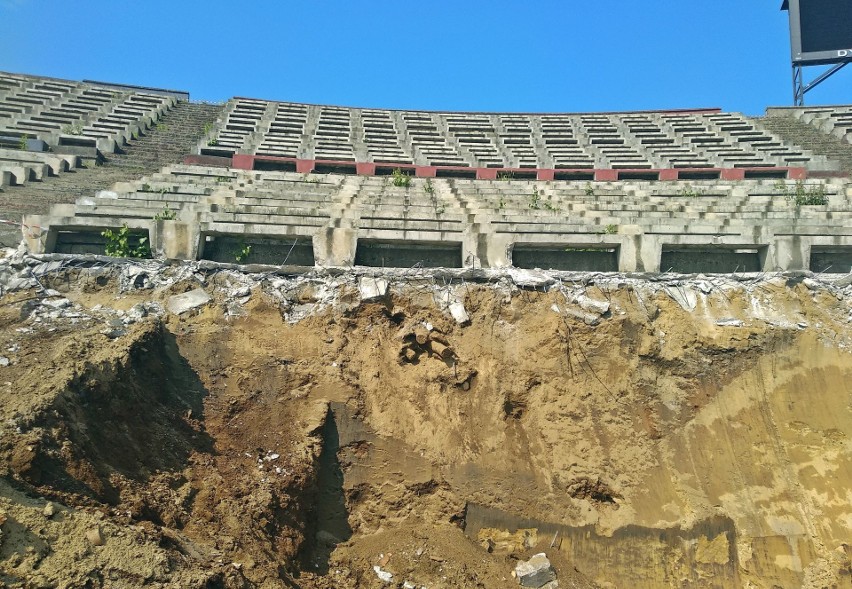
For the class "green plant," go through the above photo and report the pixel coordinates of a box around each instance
[529,188,541,210]
[497,171,514,181]
[776,180,828,205]
[62,122,84,136]
[678,184,705,198]
[424,178,434,195]
[17,134,29,151]
[391,168,412,188]
[543,199,560,212]
[207,137,219,146]
[157,123,168,132]
[141,183,151,192]
[131,130,139,141]
[101,224,150,258]
[604,224,618,234]
[216,176,230,183]
[584,182,595,197]
[498,197,506,210]
[234,244,252,263]
[153,206,176,221]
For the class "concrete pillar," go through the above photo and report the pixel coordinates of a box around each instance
[484,234,513,268]
[22,215,47,254]
[773,235,806,271]
[160,221,198,260]
[314,227,357,266]
[639,234,663,272]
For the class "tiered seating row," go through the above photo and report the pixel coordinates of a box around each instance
[768,105,852,144]
[197,99,839,174]
[0,71,177,155]
[23,165,852,273]
[0,147,83,189]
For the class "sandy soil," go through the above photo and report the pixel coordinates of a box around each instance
[0,259,851,588]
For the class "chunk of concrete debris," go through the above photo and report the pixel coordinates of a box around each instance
[663,286,697,312]
[575,294,610,316]
[167,288,212,315]
[86,526,105,547]
[373,565,393,583]
[508,268,556,289]
[43,502,56,518]
[448,301,470,325]
[43,298,72,310]
[715,318,744,327]
[125,303,148,324]
[515,553,557,588]
[359,277,389,301]
[565,307,601,326]
[0,357,8,367]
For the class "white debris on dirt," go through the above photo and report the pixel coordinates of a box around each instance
[2,253,852,346]
[167,289,212,315]
[359,276,389,301]
[373,564,393,583]
[514,553,557,588]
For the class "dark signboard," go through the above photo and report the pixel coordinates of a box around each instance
[784,0,852,65]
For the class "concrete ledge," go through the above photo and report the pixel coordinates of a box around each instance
[225,154,809,182]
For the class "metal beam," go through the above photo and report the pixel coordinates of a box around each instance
[793,62,849,106]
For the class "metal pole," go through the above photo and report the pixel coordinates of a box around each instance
[793,64,804,106]
[793,61,850,106]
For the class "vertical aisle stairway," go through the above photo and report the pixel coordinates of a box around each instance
[0,102,224,247]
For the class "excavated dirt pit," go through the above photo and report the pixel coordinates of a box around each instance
[0,253,851,588]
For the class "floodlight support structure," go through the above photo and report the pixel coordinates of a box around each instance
[793,61,849,106]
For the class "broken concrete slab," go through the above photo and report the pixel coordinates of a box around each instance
[575,293,610,316]
[515,552,557,588]
[664,285,698,312]
[358,277,389,301]
[448,301,470,325]
[507,268,556,289]
[167,288,212,315]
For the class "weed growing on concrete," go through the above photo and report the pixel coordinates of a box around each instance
[584,182,595,197]
[157,123,168,132]
[543,199,560,212]
[776,180,828,205]
[234,244,252,263]
[62,123,83,136]
[391,168,412,188]
[604,224,618,234]
[678,184,705,197]
[141,183,151,192]
[17,134,28,151]
[216,176,230,183]
[497,172,514,181]
[153,206,176,221]
[102,224,150,258]
[498,197,506,210]
[131,130,139,141]
[529,188,541,210]
[424,178,434,195]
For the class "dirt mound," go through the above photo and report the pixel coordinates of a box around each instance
[0,256,851,587]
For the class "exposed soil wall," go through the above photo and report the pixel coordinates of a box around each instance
[0,254,851,587]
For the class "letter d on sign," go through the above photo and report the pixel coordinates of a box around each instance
[839,50,849,57]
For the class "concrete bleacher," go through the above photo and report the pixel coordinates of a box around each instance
[197,99,841,179]
[766,105,852,145]
[23,164,852,273]
[0,147,83,189]
[0,71,177,157]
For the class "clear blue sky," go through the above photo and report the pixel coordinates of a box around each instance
[1,0,849,115]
